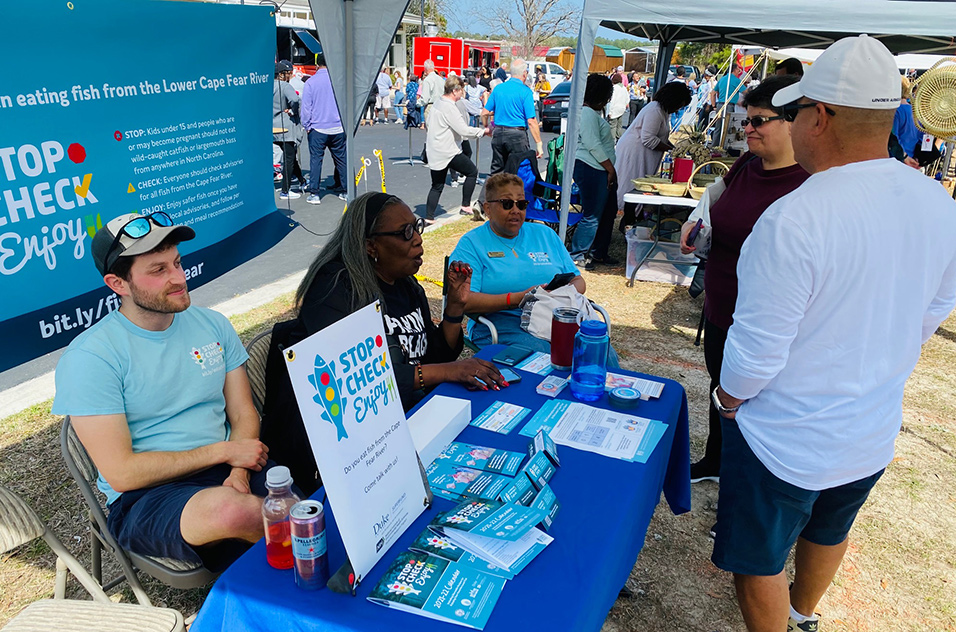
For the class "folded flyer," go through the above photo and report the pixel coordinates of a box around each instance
[425,460,512,502]
[436,442,525,476]
[432,523,553,575]
[409,526,514,579]
[498,472,537,506]
[520,451,556,490]
[531,484,561,532]
[470,401,531,434]
[430,498,546,542]
[368,550,506,629]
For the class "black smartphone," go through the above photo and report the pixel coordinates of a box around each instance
[545,272,576,291]
[492,345,534,366]
[498,367,522,384]
[687,219,704,243]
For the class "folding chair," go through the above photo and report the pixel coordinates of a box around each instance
[59,418,217,607]
[245,330,272,416]
[502,150,583,245]
[0,485,185,632]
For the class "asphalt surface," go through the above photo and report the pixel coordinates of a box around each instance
[0,116,559,392]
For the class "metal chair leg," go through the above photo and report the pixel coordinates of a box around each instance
[91,531,102,584]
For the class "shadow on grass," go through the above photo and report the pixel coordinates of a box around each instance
[933,325,956,345]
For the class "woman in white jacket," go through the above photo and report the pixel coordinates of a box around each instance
[424,76,490,223]
[606,73,629,141]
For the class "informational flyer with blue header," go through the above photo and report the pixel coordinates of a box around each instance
[426,460,513,502]
[436,442,525,476]
[498,473,537,506]
[531,484,561,531]
[368,551,506,629]
[409,527,514,579]
[520,451,557,490]
[470,401,531,434]
[431,523,554,575]
[431,499,547,542]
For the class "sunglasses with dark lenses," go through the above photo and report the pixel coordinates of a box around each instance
[104,212,175,271]
[742,114,785,128]
[782,101,838,122]
[487,198,530,211]
[369,217,425,241]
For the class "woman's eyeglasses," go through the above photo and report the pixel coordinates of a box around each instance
[369,217,425,241]
[782,101,837,122]
[104,212,174,270]
[487,199,530,211]
[742,115,785,129]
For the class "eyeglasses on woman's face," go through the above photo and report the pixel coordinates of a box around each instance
[742,114,785,129]
[369,217,425,241]
[486,199,529,211]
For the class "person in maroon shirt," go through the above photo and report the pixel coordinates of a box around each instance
[680,75,811,483]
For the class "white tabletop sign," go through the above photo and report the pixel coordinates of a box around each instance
[284,302,428,585]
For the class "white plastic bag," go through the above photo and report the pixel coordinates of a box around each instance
[520,285,598,342]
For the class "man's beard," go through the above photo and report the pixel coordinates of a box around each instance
[128,281,191,314]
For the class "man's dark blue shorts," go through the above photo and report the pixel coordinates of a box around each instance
[712,418,883,576]
[107,463,272,572]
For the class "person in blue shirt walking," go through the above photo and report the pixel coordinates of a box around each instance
[480,59,543,173]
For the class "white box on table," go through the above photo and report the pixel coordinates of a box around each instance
[406,395,472,467]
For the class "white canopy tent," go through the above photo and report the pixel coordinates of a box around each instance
[308,0,412,202]
[767,48,949,71]
[560,0,956,239]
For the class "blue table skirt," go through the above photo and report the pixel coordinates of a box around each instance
[192,345,690,632]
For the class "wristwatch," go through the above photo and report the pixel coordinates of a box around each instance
[711,386,741,416]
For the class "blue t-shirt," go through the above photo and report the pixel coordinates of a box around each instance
[450,222,578,330]
[485,78,536,128]
[714,74,743,105]
[52,307,248,504]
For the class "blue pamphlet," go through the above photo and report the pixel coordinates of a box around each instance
[437,442,525,476]
[409,526,514,579]
[470,401,531,434]
[630,418,668,464]
[520,451,556,490]
[519,399,571,437]
[431,499,547,542]
[497,473,536,506]
[426,460,513,502]
[368,550,506,629]
[531,484,561,532]
[529,429,561,466]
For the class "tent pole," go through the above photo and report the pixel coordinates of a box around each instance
[345,0,356,203]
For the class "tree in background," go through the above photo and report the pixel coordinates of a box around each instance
[473,0,580,59]
[675,43,732,70]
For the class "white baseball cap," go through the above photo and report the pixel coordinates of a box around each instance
[772,35,900,110]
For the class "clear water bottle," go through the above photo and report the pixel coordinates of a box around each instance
[570,320,610,402]
[262,465,300,570]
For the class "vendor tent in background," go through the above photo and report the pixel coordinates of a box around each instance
[560,0,956,239]
[308,0,411,202]
[767,48,950,72]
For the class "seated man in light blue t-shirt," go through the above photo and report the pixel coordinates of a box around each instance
[450,172,619,367]
[52,212,272,570]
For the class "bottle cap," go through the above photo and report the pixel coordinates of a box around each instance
[609,387,641,408]
[579,320,607,337]
[266,465,292,488]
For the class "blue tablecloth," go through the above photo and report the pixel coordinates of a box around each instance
[192,346,690,632]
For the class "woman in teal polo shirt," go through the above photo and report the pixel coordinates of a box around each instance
[451,173,619,367]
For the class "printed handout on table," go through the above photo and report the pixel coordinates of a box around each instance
[515,352,554,375]
[470,401,531,434]
[436,442,525,476]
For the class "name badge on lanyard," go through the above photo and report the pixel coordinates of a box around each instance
[488,251,505,258]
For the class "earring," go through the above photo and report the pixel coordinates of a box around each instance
[374,256,379,263]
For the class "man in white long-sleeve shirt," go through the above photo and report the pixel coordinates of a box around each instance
[710,35,956,632]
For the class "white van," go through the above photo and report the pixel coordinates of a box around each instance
[531,61,568,91]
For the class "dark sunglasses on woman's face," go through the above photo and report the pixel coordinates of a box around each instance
[487,199,530,211]
[369,217,425,241]
[742,114,785,129]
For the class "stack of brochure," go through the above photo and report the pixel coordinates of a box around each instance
[425,442,526,502]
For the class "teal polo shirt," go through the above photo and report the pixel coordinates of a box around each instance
[485,78,536,128]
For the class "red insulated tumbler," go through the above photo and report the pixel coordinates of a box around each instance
[551,307,580,370]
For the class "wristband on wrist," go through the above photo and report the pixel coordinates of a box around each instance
[443,312,464,324]
[506,292,512,308]
[416,363,425,390]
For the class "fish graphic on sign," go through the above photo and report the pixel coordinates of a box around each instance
[307,354,349,441]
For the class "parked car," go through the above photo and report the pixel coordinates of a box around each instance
[540,80,570,132]
[533,62,568,92]
[669,64,702,82]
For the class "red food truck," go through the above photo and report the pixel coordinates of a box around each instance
[412,37,500,77]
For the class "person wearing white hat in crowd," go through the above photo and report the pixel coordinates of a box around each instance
[710,35,956,632]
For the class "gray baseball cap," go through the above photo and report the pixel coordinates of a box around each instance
[91,212,195,276]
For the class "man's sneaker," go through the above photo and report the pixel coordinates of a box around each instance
[306,193,322,205]
[337,193,348,201]
[450,179,460,188]
[690,459,719,483]
[459,207,473,216]
[456,175,466,184]
[279,190,300,200]
[788,614,820,631]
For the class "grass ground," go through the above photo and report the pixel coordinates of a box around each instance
[2,217,954,630]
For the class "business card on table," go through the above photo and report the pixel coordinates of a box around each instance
[536,375,568,398]
[515,351,554,375]
[470,401,531,435]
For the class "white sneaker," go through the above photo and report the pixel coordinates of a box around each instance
[279,190,300,200]
[307,193,322,205]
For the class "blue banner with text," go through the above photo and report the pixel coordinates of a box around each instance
[0,0,292,372]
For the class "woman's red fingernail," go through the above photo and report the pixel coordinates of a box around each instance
[502,381,509,387]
